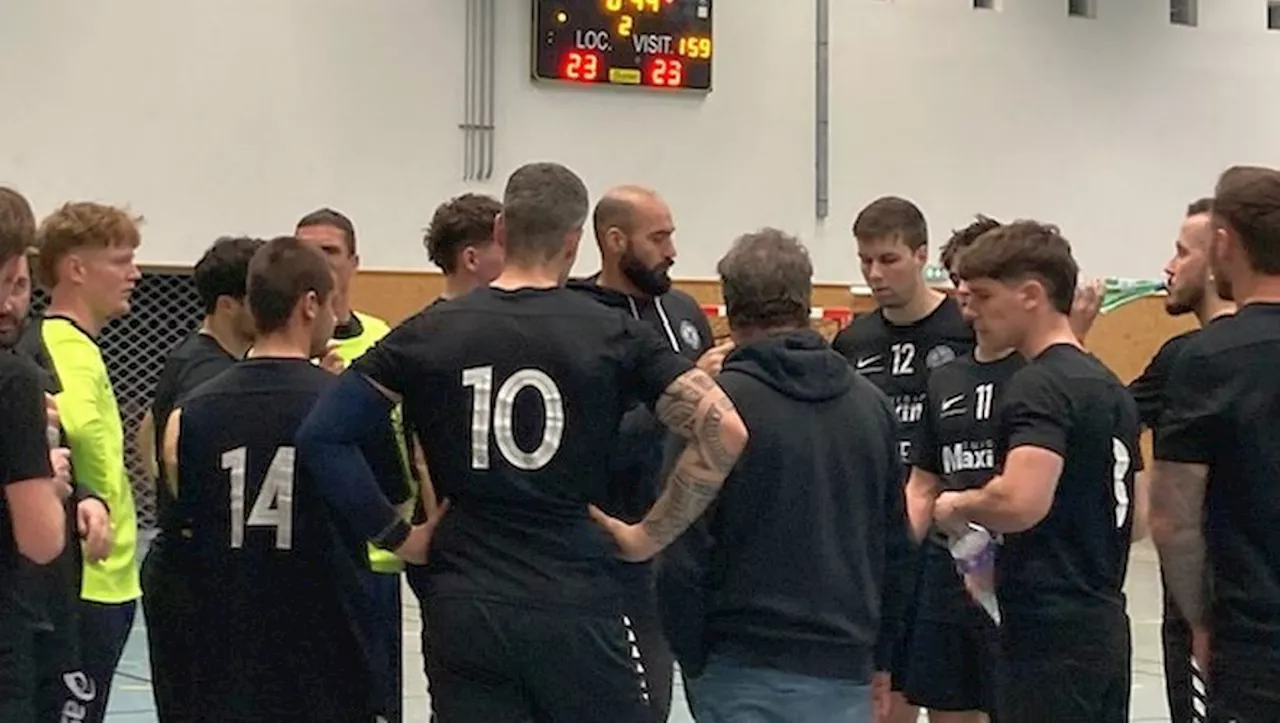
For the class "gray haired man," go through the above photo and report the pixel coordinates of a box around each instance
[662,228,912,723]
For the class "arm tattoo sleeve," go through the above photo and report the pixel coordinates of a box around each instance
[1150,460,1211,626]
[643,369,746,549]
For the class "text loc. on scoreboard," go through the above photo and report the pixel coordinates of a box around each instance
[532,0,713,92]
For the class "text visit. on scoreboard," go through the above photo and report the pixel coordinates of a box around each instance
[533,0,714,91]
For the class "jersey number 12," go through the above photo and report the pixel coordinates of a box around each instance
[463,366,566,471]
[221,446,295,550]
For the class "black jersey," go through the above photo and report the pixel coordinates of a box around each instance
[832,297,974,462]
[1128,329,1200,430]
[1155,303,1280,658]
[353,286,693,612]
[0,353,55,588]
[150,330,237,538]
[175,358,377,721]
[994,344,1140,656]
[910,351,1024,623]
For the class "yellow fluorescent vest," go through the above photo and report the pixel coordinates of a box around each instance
[43,318,142,604]
[331,311,416,575]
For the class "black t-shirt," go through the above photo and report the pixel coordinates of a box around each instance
[1128,328,1200,430]
[994,344,1140,655]
[832,297,974,462]
[151,330,237,537]
[1154,302,1280,655]
[353,286,693,611]
[175,358,376,719]
[910,351,1025,623]
[0,352,55,583]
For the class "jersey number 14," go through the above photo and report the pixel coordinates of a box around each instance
[221,446,294,550]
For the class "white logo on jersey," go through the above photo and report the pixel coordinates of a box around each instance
[940,394,966,417]
[679,319,701,350]
[942,441,996,475]
[893,393,925,425]
[926,344,958,370]
[855,355,884,373]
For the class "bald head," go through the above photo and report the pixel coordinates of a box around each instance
[591,185,677,296]
[592,185,661,244]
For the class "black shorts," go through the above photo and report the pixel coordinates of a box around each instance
[904,618,1000,713]
[888,560,924,692]
[424,596,651,723]
[0,607,37,723]
[141,544,199,719]
[1207,643,1280,722]
[998,619,1130,723]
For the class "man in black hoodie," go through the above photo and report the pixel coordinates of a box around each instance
[567,184,720,722]
[674,228,910,723]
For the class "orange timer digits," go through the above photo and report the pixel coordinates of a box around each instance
[533,0,713,91]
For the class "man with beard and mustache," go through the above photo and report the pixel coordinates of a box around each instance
[0,242,111,721]
[1152,166,1280,722]
[1127,198,1234,723]
[568,184,720,723]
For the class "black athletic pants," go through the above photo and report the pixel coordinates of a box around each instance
[142,544,199,722]
[1161,583,1204,723]
[423,597,652,723]
[623,582,674,723]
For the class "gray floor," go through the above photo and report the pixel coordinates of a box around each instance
[104,541,1173,722]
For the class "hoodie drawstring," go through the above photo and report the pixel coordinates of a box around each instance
[628,296,681,353]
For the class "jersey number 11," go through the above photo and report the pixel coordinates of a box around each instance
[221,446,295,550]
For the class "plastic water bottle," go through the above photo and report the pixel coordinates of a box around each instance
[948,523,1002,625]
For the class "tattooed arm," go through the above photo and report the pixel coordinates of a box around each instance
[1150,460,1210,627]
[590,368,748,562]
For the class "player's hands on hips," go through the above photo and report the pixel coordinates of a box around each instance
[871,671,892,722]
[932,491,969,538]
[49,447,74,501]
[77,498,112,562]
[696,340,735,377]
[396,498,451,566]
[587,505,659,562]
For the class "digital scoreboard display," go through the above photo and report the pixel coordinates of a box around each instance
[533,0,713,91]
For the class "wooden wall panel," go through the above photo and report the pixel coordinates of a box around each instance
[348,270,1194,385]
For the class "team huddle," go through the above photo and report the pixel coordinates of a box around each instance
[0,161,1277,723]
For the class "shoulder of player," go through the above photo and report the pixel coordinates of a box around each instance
[0,351,39,389]
[831,312,884,349]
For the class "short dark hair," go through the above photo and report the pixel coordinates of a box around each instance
[1186,197,1214,217]
[717,228,813,332]
[424,193,502,273]
[853,196,928,250]
[940,214,1002,273]
[0,187,36,265]
[1213,166,1280,275]
[953,220,1078,315]
[246,236,334,335]
[501,162,589,264]
[296,207,357,255]
[193,236,265,314]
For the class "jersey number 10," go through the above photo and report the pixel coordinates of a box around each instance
[463,366,566,471]
[221,446,295,550]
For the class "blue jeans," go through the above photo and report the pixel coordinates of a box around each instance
[689,655,873,723]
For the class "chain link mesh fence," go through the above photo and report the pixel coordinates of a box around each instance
[32,268,203,530]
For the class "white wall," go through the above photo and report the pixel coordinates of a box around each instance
[1,0,1278,282]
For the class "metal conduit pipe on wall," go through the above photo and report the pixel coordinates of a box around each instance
[461,0,496,182]
[815,0,829,220]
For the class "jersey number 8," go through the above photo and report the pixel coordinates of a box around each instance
[463,366,566,471]
[1110,437,1132,530]
[221,446,295,550]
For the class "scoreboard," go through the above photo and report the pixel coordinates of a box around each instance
[532,0,714,91]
